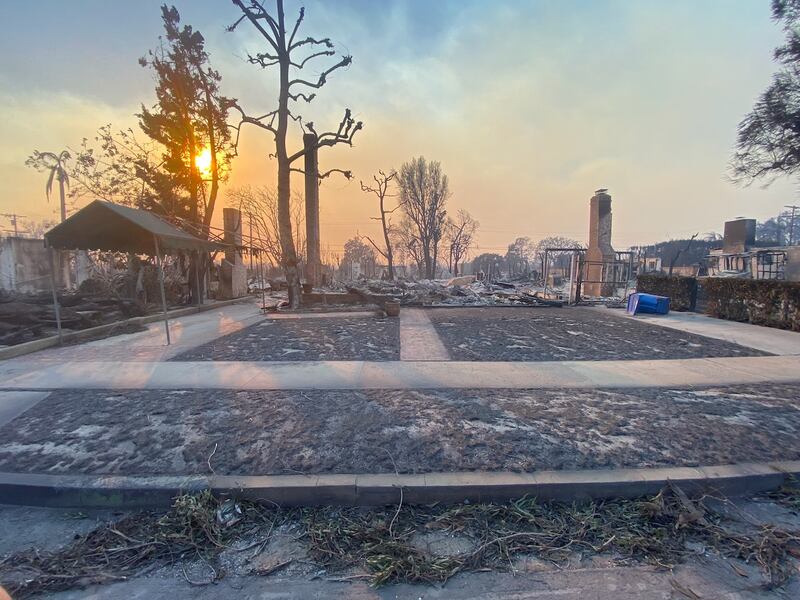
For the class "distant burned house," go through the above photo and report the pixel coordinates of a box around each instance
[706,218,800,281]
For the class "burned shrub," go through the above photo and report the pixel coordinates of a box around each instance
[702,278,800,331]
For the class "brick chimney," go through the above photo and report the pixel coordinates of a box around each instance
[584,189,615,297]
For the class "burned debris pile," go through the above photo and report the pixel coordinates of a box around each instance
[345,277,563,308]
[0,291,144,347]
[0,269,184,347]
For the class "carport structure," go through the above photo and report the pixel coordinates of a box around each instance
[44,200,228,345]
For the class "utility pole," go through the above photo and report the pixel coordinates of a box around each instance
[785,205,799,245]
[0,213,27,237]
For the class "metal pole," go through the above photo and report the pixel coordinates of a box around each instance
[543,250,549,298]
[259,251,266,309]
[194,250,202,306]
[153,235,171,345]
[48,247,63,345]
[248,213,254,273]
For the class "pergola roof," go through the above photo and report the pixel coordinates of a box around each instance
[44,200,226,254]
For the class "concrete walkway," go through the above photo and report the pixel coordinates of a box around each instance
[399,308,450,360]
[4,303,799,391]
[2,355,798,390]
[605,307,800,355]
[0,299,265,365]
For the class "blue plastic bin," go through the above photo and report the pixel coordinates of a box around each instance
[626,293,670,316]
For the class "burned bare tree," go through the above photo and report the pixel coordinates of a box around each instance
[534,236,584,278]
[505,236,536,277]
[668,233,699,276]
[227,185,305,268]
[445,209,478,276]
[228,0,363,307]
[395,216,425,277]
[342,236,377,280]
[361,170,399,280]
[397,157,449,279]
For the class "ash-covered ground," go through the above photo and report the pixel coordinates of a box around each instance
[428,307,768,361]
[1,383,797,476]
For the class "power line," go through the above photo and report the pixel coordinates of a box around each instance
[0,213,28,237]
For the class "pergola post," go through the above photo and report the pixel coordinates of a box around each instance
[258,251,266,309]
[48,247,63,345]
[194,249,203,306]
[153,235,171,345]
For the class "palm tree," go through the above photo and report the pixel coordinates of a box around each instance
[26,150,70,222]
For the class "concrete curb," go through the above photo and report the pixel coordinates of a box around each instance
[2,461,798,508]
[0,298,251,361]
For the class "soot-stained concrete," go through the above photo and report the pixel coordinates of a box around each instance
[170,315,400,362]
[0,384,797,476]
[428,307,768,361]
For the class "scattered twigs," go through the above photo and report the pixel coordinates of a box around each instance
[389,487,403,538]
[2,484,799,597]
[207,443,217,475]
[254,558,292,576]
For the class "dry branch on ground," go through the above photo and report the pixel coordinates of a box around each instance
[2,484,799,597]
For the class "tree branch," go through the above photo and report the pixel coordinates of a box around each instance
[319,168,352,180]
[363,235,389,260]
[288,55,352,89]
[287,6,305,47]
[247,52,279,68]
[225,14,247,32]
[289,35,333,52]
[288,91,316,103]
[230,0,279,53]
[229,100,278,150]
[288,111,364,163]
[291,50,336,69]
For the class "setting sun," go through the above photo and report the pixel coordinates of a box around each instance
[195,146,212,177]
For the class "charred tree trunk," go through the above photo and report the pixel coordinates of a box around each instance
[275,8,301,308]
[304,133,320,288]
[381,208,395,281]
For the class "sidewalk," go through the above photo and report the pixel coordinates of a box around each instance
[605,307,800,355]
[0,299,264,365]
[2,355,799,390]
